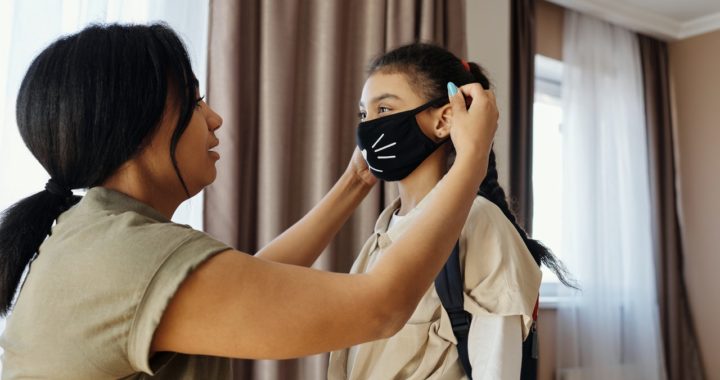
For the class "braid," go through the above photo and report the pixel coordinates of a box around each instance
[479,151,578,288]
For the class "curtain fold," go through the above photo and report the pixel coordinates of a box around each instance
[638,34,707,380]
[509,0,535,233]
[205,1,465,379]
[556,11,666,380]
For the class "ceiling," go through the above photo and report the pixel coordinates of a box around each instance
[622,0,720,22]
[546,0,720,40]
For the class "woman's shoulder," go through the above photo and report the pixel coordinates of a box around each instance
[44,192,229,279]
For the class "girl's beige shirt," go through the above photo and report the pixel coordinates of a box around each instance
[328,183,542,380]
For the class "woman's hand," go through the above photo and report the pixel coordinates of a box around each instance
[345,147,377,188]
[447,82,499,163]
[254,147,375,267]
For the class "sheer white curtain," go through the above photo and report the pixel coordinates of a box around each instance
[0,0,209,370]
[0,0,208,228]
[556,11,666,380]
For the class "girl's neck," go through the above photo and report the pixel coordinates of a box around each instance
[396,147,449,216]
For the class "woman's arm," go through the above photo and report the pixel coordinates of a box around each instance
[255,149,375,267]
[151,83,498,360]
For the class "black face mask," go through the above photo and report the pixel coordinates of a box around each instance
[356,97,449,181]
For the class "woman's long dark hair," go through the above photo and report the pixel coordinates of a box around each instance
[369,43,577,288]
[0,23,200,315]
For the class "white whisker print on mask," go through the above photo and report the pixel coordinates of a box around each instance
[362,132,399,170]
[374,142,396,152]
[372,133,385,149]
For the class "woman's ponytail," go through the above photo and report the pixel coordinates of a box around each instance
[0,187,80,315]
[0,23,202,315]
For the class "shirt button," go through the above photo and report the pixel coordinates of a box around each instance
[377,233,392,249]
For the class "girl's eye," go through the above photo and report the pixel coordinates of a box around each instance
[195,95,206,107]
[358,111,367,121]
[378,106,391,114]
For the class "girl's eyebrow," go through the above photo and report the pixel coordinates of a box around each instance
[359,93,401,108]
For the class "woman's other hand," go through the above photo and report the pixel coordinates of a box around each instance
[345,147,377,188]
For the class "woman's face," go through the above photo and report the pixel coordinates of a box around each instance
[358,71,450,141]
[147,88,223,197]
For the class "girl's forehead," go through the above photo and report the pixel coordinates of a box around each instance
[360,72,422,106]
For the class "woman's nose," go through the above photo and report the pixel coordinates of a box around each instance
[207,107,223,131]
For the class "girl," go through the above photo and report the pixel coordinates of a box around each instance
[328,43,574,380]
[0,25,498,378]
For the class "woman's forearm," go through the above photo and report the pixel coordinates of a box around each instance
[255,169,372,266]
[368,153,488,318]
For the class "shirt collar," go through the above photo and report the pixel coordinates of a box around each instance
[81,187,172,223]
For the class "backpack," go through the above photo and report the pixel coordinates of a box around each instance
[434,241,539,380]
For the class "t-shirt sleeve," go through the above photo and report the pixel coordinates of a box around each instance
[459,197,542,339]
[126,227,231,374]
[467,314,523,379]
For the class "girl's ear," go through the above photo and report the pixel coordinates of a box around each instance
[433,104,453,141]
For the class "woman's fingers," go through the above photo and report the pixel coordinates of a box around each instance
[447,82,468,115]
[457,84,497,119]
[447,82,498,160]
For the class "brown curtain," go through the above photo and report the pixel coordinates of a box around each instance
[638,34,706,380]
[204,1,466,379]
[509,0,536,233]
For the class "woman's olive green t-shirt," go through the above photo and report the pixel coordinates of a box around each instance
[0,187,233,379]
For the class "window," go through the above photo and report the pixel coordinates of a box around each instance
[532,55,564,303]
[0,1,208,230]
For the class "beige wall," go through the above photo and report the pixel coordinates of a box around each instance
[669,29,720,380]
[466,0,511,191]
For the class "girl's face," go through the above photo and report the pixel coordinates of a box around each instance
[146,89,223,197]
[358,71,451,142]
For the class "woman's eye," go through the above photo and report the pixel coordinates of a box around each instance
[358,111,367,120]
[195,95,206,107]
[378,106,391,114]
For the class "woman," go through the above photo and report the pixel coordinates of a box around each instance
[328,43,574,380]
[0,25,498,379]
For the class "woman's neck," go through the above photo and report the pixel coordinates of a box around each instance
[101,160,185,220]
[396,147,449,216]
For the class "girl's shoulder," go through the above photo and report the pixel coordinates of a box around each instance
[463,195,516,238]
[461,194,541,291]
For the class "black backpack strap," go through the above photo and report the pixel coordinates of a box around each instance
[436,241,541,380]
[435,241,473,379]
[520,321,538,380]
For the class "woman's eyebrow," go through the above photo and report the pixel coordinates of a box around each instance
[359,93,401,108]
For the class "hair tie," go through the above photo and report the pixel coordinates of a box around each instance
[461,59,471,72]
[45,179,73,199]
